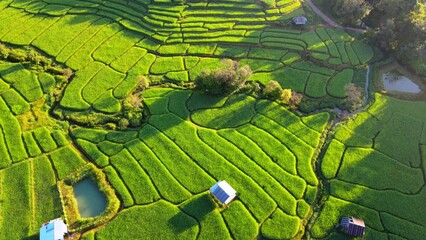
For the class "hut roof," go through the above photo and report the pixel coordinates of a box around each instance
[210,180,236,205]
[339,216,365,237]
[293,16,308,25]
[39,218,68,240]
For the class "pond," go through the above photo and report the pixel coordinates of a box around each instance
[73,178,107,218]
[382,71,421,93]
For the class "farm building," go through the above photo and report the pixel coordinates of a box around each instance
[337,216,365,237]
[209,180,236,205]
[39,218,68,240]
[293,16,308,25]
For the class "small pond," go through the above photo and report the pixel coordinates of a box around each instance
[73,178,107,218]
[382,71,421,93]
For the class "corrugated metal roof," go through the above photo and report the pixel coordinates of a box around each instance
[293,16,308,25]
[210,180,236,205]
[339,217,365,237]
[39,218,68,240]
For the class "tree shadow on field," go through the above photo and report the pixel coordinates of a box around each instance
[310,95,426,239]
[168,193,215,233]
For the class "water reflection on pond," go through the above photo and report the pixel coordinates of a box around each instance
[73,178,107,218]
[383,71,421,93]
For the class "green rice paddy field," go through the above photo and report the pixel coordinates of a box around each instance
[0,0,424,239]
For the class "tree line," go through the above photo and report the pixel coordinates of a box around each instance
[331,0,426,76]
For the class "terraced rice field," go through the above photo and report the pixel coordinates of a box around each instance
[0,0,372,114]
[312,94,426,239]
[0,0,424,239]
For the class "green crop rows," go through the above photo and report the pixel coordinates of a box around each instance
[0,0,373,114]
[0,0,423,240]
[72,88,330,239]
[312,94,426,239]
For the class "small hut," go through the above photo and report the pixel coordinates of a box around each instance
[292,16,308,25]
[209,180,236,205]
[39,218,68,240]
[337,216,365,238]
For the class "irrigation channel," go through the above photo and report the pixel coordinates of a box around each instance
[305,64,371,239]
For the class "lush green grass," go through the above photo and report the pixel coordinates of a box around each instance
[32,156,62,235]
[315,94,426,238]
[110,149,160,204]
[191,95,256,129]
[261,209,301,239]
[33,127,57,153]
[96,201,199,240]
[179,193,232,240]
[0,161,31,240]
[49,146,86,179]
[0,1,410,239]
[126,139,192,203]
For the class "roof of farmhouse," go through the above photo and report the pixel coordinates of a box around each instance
[293,16,308,25]
[338,216,366,238]
[39,218,68,240]
[210,180,236,205]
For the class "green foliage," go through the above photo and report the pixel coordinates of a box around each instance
[195,60,252,95]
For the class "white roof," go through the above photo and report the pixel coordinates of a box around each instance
[40,218,68,240]
[210,180,236,205]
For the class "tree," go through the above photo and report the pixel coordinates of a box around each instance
[345,83,363,110]
[332,0,372,25]
[195,60,252,95]
[262,80,284,100]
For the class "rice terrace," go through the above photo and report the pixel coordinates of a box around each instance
[0,0,425,239]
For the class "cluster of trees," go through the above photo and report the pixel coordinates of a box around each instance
[331,0,426,75]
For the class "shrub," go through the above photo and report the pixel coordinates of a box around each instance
[0,43,10,59]
[136,75,150,90]
[289,91,303,109]
[262,81,292,103]
[63,68,73,80]
[195,59,252,95]
[263,80,283,100]
[8,48,27,62]
[118,118,130,129]
[345,83,363,110]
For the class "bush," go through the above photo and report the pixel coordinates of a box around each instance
[345,83,363,110]
[63,68,73,80]
[263,81,283,100]
[8,48,27,62]
[0,43,10,59]
[118,118,130,129]
[262,81,292,103]
[195,59,252,95]
[289,91,303,109]
[137,75,150,90]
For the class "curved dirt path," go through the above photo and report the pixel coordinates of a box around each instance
[305,0,367,33]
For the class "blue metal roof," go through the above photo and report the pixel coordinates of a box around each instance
[210,180,236,205]
[39,219,67,240]
[40,222,54,240]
